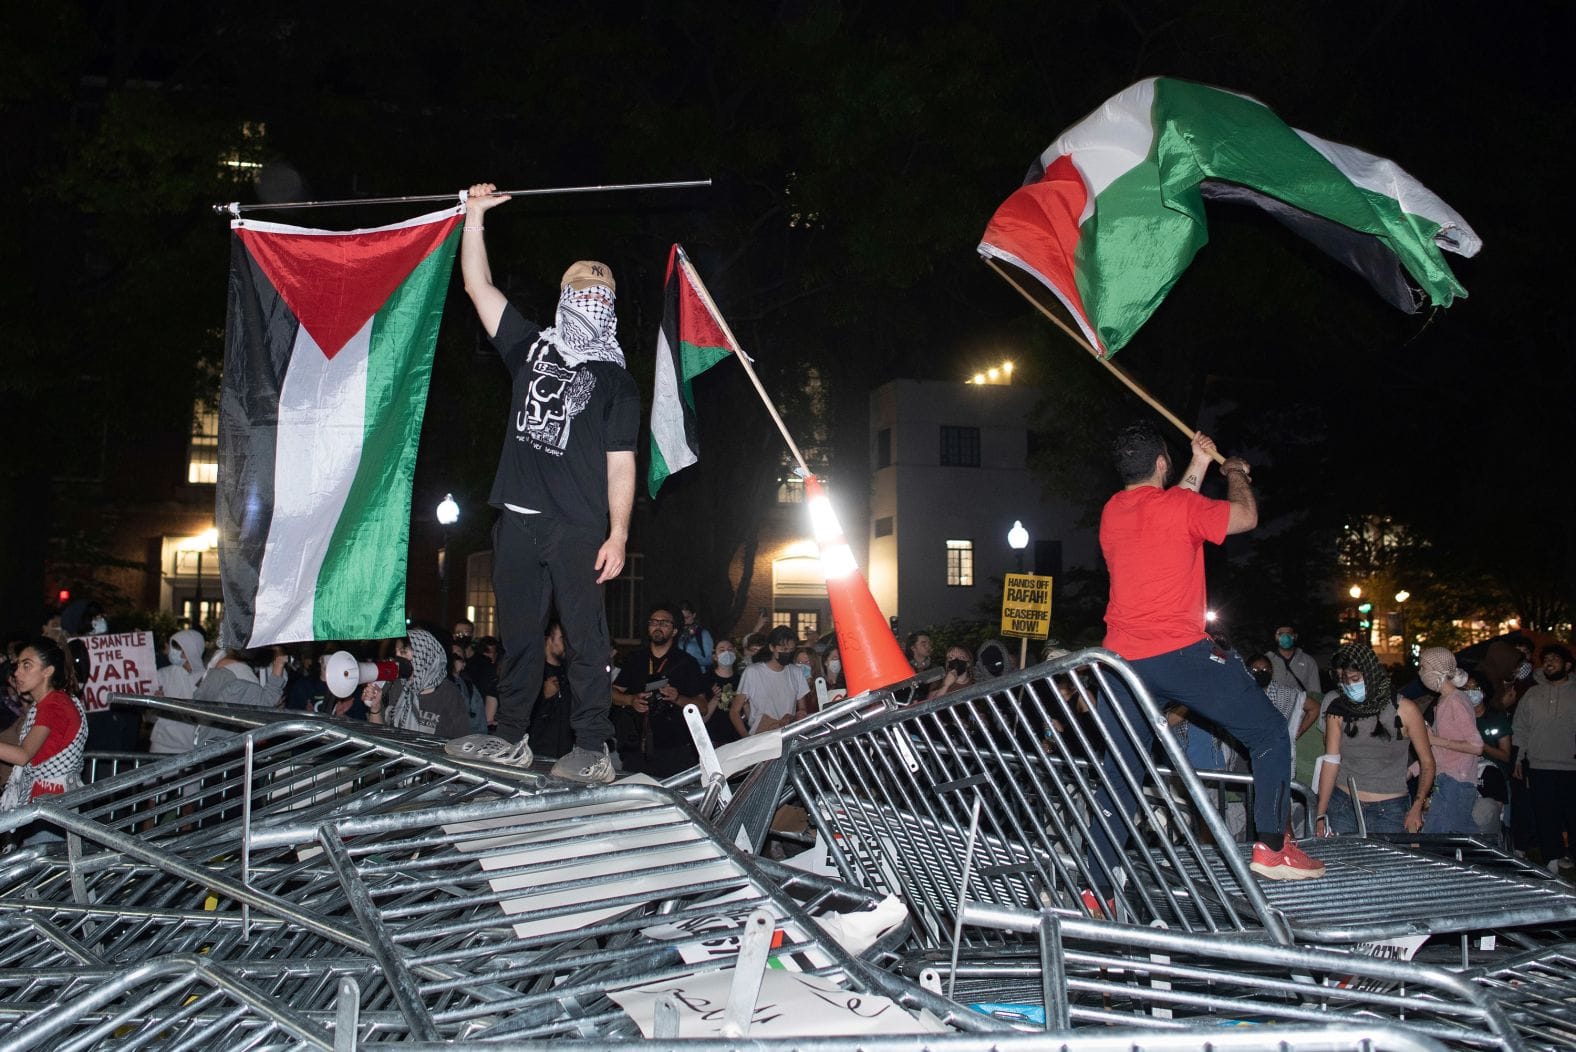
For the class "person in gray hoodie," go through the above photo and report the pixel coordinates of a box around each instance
[1511,645,1576,874]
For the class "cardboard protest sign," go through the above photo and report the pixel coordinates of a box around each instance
[70,631,158,713]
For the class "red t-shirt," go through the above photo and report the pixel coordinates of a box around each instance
[1100,486,1230,661]
[27,690,83,799]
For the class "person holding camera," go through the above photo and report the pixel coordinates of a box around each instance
[611,602,708,776]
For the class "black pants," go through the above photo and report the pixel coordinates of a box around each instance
[1527,765,1576,865]
[491,511,614,751]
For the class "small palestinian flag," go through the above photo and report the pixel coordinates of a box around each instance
[648,244,742,497]
[218,206,462,647]
[979,77,1481,357]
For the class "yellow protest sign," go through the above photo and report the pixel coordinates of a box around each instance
[1000,573,1052,639]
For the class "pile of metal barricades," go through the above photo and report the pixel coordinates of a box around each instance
[1,648,1572,1050]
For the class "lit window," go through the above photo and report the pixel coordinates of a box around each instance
[772,611,794,630]
[187,400,219,484]
[777,476,804,503]
[940,426,980,467]
[946,540,974,587]
[796,611,819,638]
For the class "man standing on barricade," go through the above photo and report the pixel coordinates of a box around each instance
[444,182,639,784]
[1095,421,1323,883]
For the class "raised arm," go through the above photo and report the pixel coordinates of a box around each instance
[1221,456,1258,535]
[1176,432,1216,493]
[596,451,636,584]
[460,183,511,338]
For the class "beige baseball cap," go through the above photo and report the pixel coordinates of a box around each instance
[561,260,616,292]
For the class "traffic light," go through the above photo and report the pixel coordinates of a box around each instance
[1357,602,1373,614]
[57,589,70,605]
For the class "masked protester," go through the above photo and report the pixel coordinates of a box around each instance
[1247,654,1314,782]
[450,182,639,785]
[1315,642,1435,837]
[730,627,809,737]
[928,645,976,699]
[1418,647,1483,834]
[1511,645,1576,875]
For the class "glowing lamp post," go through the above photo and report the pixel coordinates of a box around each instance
[1008,520,1029,573]
[436,493,459,621]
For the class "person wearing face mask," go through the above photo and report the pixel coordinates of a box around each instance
[823,646,847,696]
[1247,654,1315,782]
[927,645,976,700]
[731,627,809,737]
[1315,642,1435,837]
[1265,626,1322,704]
[150,629,207,757]
[1511,645,1576,875]
[1468,672,1513,843]
[456,183,639,786]
[701,639,742,746]
[1418,647,1484,834]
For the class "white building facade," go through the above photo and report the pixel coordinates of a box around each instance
[866,380,1094,636]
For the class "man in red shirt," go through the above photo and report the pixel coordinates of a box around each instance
[1096,422,1322,881]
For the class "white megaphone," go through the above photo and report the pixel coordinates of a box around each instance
[324,650,412,699]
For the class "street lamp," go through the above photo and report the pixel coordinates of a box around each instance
[1008,520,1029,572]
[1348,584,1362,599]
[1395,589,1411,663]
[436,494,459,621]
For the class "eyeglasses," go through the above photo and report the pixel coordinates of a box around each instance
[648,619,674,627]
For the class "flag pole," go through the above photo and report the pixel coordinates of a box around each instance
[677,251,811,477]
[214,178,711,216]
[984,259,1225,466]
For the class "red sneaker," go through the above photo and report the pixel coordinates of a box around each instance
[1250,840,1326,881]
[1079,888,1117,918]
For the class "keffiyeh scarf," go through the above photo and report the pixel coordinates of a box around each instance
[1,691,88,810]
[386,629,447,733]
[539,285,624,367]
[1326,642,1396,726]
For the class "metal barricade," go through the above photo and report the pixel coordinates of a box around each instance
[1168,836,1576,944]
[1468,943,1576,1050]
[920,900,1520,1049]
[759,648,1290,945]
[0,723,999,1045]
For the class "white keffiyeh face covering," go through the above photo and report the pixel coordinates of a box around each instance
[541,285,624,367]
[407,629,447,695]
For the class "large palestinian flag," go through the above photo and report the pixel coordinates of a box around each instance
[219,206,462,647]
[979,77,1481,357]
[648,244,740,497]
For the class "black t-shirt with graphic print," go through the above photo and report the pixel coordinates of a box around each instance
[487,303,640,528]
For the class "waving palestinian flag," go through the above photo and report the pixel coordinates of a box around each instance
[219,206,461,647]
[648,244,741,497]
[979,77,1481,357]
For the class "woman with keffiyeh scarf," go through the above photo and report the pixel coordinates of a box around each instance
[1314,642,1436,836]
[367,629,469,740]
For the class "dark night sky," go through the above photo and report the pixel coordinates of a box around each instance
[1,1,1571,636]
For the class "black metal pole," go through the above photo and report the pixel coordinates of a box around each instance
[214,178,711,216]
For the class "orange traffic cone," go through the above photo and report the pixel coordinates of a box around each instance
[803,474,913,696]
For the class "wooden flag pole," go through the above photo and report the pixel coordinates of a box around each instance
[984,259,1225,466]
[676,250,811,477]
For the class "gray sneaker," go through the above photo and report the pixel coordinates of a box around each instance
[445,734,533,768]
[549,745,615,784]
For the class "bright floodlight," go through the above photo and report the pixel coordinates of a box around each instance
[1205,609,1217,623]
[437,493,460,526]
[200,527,219,549]
[1008,520,1029,551]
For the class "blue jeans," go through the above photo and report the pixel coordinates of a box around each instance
[1327,789,1408,835]
[1424,775,1478,835]
[1091,641,1292,881]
